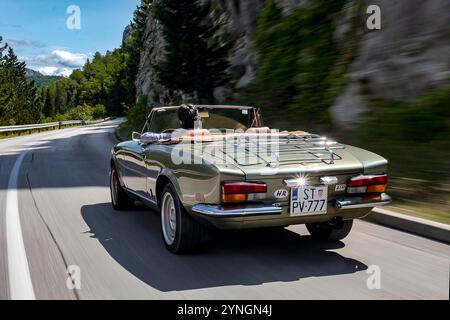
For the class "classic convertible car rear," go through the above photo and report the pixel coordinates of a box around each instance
[110,105,391,253]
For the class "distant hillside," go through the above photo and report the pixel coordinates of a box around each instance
[26,68,62,89]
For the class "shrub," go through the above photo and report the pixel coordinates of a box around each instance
[125,95,149,131]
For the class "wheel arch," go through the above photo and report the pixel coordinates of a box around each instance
[155,170,183,207]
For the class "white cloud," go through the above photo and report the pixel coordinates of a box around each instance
[37,66,73,77]
[23,49,91,77]
[36,50,89,68]
[37,66,58,75]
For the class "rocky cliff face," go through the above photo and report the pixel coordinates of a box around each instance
[135,0,308,105]
[134,0,449,129]
[330,0,450,129]
[134,7,169,105]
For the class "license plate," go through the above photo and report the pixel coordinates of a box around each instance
[290,185,328,216]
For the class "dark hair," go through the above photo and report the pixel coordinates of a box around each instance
[178,104,198,129]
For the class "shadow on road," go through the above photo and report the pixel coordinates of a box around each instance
[81,202,367,292]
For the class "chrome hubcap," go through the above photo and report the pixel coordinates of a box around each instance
[161,192,176,245]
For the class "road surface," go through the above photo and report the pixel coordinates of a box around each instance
[0,120,448,299]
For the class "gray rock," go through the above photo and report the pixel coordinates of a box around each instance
[122,24,133,45]
[135,0,306,104]
[331,0,450,128]
[132,0,449,130]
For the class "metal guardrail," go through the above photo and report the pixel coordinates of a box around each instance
[0,118,111,135]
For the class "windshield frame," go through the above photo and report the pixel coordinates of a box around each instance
[142,105,263,134]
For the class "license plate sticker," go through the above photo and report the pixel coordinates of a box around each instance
[290,185,328,216]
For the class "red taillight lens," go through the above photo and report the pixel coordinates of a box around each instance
[221,182,267,203]
[222,182,267,194]
[347,174,388,194]
[348,174,388,187]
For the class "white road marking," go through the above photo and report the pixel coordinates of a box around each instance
[6,152,36,300]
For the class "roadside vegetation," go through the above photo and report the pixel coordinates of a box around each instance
[0,37,41,125]
[247,1,449,223]
[347,90,450,224]
[1,1,152,128]
[246,0,359,132]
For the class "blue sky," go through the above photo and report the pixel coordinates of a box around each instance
[0,0,140,76]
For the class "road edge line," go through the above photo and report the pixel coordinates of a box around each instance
[369,207,450,244]
[6,152,36,300]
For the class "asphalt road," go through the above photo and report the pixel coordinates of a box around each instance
[0,120,448,299]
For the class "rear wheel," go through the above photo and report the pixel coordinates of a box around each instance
[160,184,204,254]
[110,166,134,210]
[306,219,353,241]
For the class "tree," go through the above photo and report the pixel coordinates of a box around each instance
[0,37,40,125]
[42,87,55,117]
[123,0,152,106]
[154,0,232,103]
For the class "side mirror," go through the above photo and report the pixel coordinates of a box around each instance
[132,132,141,142]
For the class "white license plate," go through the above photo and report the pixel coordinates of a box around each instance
[290,185,328,216]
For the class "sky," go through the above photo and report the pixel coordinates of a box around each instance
[0,0,140,76]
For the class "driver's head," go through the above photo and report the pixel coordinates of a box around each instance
[178,104,198,130]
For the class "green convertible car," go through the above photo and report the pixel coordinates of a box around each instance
[110,105,391,253]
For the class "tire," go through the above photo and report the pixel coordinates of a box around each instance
[306,219,353,241]
[110,165,134,210]
[160,183,204,254]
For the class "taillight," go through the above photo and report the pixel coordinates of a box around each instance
[347,174,388,194]
[221,182,267,203]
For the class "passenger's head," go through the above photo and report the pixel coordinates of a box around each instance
[178,104,198,130]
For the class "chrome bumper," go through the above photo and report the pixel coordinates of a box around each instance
[192,193,392,217]
[192,204,283,218]
[335,193,392,209]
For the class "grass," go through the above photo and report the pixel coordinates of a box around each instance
[385,202,450,225]
[346,89,450,225]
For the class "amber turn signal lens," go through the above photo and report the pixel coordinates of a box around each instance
[221,194,247,203]
[367,185,387,193]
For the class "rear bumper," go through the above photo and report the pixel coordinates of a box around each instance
[335,193,392,209]
[191,204,283,218]
[192,193,391,217]
[190,193,392,229]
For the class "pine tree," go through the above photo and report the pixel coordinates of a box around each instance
[154,0,232,103]
[0,38,40,125]
[42,87,55,117]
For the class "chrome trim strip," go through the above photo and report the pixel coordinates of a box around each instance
[335,193,392,210]
[283,179,304,187]
[125,188,158,206]
[320,176,338,185]
[192,204,283,218]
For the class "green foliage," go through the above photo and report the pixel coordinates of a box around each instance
[66,103,106,121]
[52,113,69,122]
[40,48,129,119]
[125,95,149,131]
[154,0,232,102]
[248,0,354,131]
[0,37,41,125]
[349,89,450,182]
